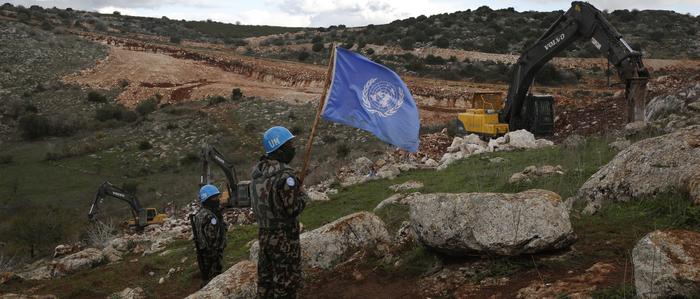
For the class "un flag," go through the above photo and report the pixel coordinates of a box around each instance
[321,47,420,152]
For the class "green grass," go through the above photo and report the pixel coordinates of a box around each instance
[302,137,617,233]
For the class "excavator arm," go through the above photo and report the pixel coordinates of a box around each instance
[501,1,649,131]
[200,145,250,208]
[88,181,147,228]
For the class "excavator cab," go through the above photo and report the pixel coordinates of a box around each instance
[522,95,554,136]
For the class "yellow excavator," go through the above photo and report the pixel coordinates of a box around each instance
[455,1,649,137]
[87,181,167,230]
[200,144,251,209]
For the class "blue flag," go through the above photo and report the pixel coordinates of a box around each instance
[321,47,420,152]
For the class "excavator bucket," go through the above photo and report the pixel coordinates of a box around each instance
[627,78,649,122]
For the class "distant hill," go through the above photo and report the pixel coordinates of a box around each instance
[303,6,699,59]
[1,3,697,59]
[0,3,303,44]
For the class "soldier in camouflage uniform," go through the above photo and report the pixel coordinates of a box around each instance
[191,184,227,286]
[251,126,307,299]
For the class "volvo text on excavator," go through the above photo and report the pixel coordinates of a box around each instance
[200,144,251,208]
[87,181,167,230]
[457,1,650,137]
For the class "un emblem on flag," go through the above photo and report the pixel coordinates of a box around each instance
[361,78,404,117]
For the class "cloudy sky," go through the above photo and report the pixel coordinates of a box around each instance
[7,0,700,27]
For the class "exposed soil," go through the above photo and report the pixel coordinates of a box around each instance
[62,46,321,107]
[62,31,699,133]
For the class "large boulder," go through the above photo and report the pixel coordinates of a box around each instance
[633,230,700,298]
[646,94,685,122]
[409,190,574,256]
[50,248,105,277]
[185,260,257,299]
[250,212,391,270]
[575,126,700,214]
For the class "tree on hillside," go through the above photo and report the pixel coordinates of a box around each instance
[7,205,67,258]
[312,42,324,52]
[399,37,416,50]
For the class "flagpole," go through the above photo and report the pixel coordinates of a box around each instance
[298,44,336,183]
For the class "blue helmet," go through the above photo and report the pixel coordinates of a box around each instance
[263,126,295,154]
[198,184,220,203]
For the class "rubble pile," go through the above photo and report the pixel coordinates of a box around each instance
[645,80,700,132]
[223,208,255,226]
[336,156,419,187]
[438,130,553,170]
[17,217,191,280]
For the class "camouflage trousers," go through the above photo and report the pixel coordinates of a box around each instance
[257,226,302,299]
[198,250,223,284]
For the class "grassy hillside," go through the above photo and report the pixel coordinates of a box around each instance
[3,135,698,297]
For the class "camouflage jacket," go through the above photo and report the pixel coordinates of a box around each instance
[192,207,227,253]
[250,159,307,229]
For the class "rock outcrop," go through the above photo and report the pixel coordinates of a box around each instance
[19,248,106,280]
[185,260,257,299]
[633,230,700,298]
[250,212,391,270]
[0,294,57,299]
[576,126,700,214]
[389,180,424,192]
[508,165,564,184]
[409,190,574,256]
[516,262,616,298]
[438,130,553,171]
[109,287,146,299]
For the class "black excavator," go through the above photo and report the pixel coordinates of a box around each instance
[88,181,167,229]
[458,1,650,136]
[200,144,251,208]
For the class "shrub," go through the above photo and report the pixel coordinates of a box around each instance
[18,114,78,139]
[94,21,107,31]
[298,51,310,61]
[434,37,450,48]
[365,48,375,55]
[180,152,199,164]
[86,91,108,103]
[244,122,257,133]
[231,88,243,101]
[649,31,664,42]
[136,98,158,116]
[311,35,322,43]
[321,135,337,144]
[336,143,350,158]
[95,104,136,122]
[138,140,152,150]
[425,54,446,65]
[290,126,303,135]
[121,181,139,195]
[169,35,181,44]
[40,21,53,31]
[207,95,227,106]
[312,42,324,52]
[0,155,13,165]
[399,37,416,50]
